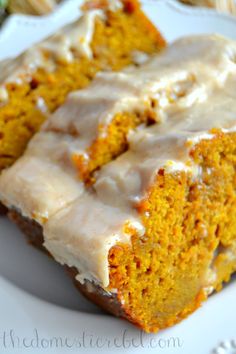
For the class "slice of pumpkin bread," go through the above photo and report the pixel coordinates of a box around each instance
[1,34,236,332]
[0,0,165,170]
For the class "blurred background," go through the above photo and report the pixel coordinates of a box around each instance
[0,0,236,23]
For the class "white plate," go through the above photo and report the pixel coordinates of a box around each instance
[0,1,236,353]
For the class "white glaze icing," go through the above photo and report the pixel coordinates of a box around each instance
[107,0,123,11]
[0,132,84,222]
[39,9,104,61]
[44,193,144,285]
[1,35,236,287]
[42,34,236,148]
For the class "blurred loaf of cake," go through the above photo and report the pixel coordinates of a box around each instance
[181,0,236,15]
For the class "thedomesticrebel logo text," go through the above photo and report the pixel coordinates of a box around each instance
[0,328,183,350]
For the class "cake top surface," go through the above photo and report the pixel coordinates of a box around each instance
[1,34,236,286]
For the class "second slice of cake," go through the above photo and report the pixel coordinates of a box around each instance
[0,0,165,170]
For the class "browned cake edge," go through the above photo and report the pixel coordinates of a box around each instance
[0,202,8,215]
[8,209,128,320]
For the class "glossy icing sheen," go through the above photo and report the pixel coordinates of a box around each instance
[1,35,236,287]
[0,9,103,102]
